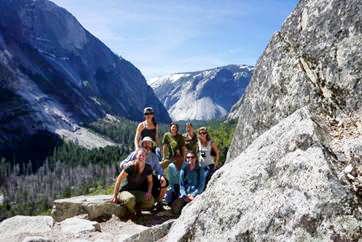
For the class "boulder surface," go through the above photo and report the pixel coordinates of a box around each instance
[51,195,127,222]
[164,1,362,240]
[164,108,362,241]
[0,216,54,241]
[227,0,362,161]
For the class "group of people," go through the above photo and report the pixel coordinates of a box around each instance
[111,107,220,216]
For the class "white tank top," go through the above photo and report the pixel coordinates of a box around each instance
[198,140,213,167]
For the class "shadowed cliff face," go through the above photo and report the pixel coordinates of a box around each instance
[164,0,362,241]
[227,0,362,161]
[0,0,171,157]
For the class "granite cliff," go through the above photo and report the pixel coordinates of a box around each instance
[227,0,361,161]
[165,0,362,241]
[149,65,253,121]
[0,0,171,159]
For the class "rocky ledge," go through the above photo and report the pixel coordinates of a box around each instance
[0,195,176,242]
[51,195,127,222]
[164,107,362,241]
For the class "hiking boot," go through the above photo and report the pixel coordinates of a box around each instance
[155,201,165,211]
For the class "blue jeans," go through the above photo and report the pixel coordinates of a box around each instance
[203,164,215,189]
[165,163,180,204]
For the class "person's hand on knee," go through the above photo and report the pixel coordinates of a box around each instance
[111,194,119,204]
[145,191,152,200]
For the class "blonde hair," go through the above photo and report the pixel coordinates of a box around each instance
[198,127,211,141]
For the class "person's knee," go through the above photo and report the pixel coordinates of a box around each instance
[118,192,136,211]
[143,196,155,209]
[160,176,168,188]
[168,162,176,171]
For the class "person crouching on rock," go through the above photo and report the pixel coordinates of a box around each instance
[112,148,154,214]
[119,136,168,210]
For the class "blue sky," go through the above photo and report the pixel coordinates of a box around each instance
[51,0,298,79]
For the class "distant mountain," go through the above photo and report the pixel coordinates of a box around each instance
[149,65,253,121]
[0,0,171,161]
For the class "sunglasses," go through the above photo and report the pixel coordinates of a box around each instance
[186,156,195,159]
[199,132,207,135]
[145,112,154,115]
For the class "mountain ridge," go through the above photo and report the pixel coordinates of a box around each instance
[0,0,171,160]
[149,64,253,121]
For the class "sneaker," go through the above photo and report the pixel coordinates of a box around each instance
[155,201,164,211]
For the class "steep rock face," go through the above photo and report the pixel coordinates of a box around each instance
[165,108,362,241]
[227,0,362,161]
[149,65,253,121]
[164,0,362,241]
[0,0,170,155]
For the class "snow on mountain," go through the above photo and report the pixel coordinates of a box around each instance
[150,64,253,121]
[148,73,191,89]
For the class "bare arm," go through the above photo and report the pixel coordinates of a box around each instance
[155,124,161,148]
[134,122,144,149]
[162,143,168,160]
[112,170,128,203]
[211,142,220,167]
[181,145,187,161]
[145,174,153,200]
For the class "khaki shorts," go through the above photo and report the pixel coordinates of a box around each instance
[117,190,155,213]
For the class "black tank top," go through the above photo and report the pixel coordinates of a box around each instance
[141,124,157,141]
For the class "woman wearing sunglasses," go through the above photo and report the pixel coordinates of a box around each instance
[198,126,220,188]
[165,151,205,214]
[134,107,161,159]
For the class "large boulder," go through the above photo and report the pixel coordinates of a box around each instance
[164,108,362,241]
[60,217,100,234]
[122,219,174,242]
[51,195,127,222]
[0,216,54,240]
[0,203,175,242]
[227,0,362,161]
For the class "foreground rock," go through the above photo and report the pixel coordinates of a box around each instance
[0,212,175,242]
[122,219,175,242]
[0,216,54,241]
[22,236,52,242]
[51,195,127,222]
[227,0,362,161]
[60,217,100,234]
[180,0,362,240]
[0,195,177,242]
[164,108,362,241]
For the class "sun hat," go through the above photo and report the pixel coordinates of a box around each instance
[141,136,155,145]
[144,107,154,115]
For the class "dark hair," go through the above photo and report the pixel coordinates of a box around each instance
[187,150,197,161]
[144,109,157,125]
[169,122,178,132]
[185,151,199,173]
[151,117,157,126]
